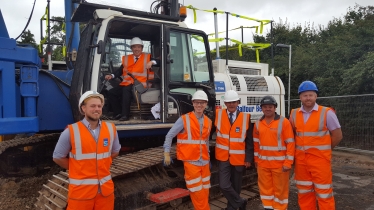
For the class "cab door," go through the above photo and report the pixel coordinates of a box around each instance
[162,25,216,122]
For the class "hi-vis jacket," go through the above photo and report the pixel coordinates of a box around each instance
[253,114,295,168]
[215,109,250,166]
[68,121,116,200]
[177,112,212,161]
[290,106,332,160]
[120,53,154,87]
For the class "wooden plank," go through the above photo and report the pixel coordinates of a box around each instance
[241,189,258,197]
[239,192,251,200]
[209,204,222,210]
[216,197,228,203]
[210,200,227,208]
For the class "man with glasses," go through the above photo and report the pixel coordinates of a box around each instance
[163,90,212,210]
[215,90,253,210]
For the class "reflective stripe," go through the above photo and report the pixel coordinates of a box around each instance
[203,184,211,189]
[188,184,202,192]
[314,183,332,189]
[286,155,294,160]
[216,143,229,151]
[277,116,284,149]
[298,189,314,194]
[296,130,330,137]
[229,150,245,154]
[263,206,274,209]
[230,137,244,142]
[69,152,96,160]
[284,138,294,143]
[296,145,331,151]
[185,176,202,185]
[290,108,298,126]
[255,121,259,131]
[316,193,333,199]
[258,155,285,161]
[202,175,210,182]
[216,132,229,139]
[260,146,286,151]
[69,174,111,186]
[319,107,327,131]
[217,109,222,131]
[254,152,258,156]
[99,174,112,185]
[177,139,206,145]
[253,138,259,142]
[260,195,274,200]
[96,152,111,160]
[69,178,98,185]
[274,197,288,204]
[241,113,248,140]
[295,180,313,186]
[185,114,192,140]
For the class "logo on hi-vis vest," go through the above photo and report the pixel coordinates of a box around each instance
[236,127,240,133]
[103,138,108,147]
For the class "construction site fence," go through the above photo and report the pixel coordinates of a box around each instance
[286,94,374,151]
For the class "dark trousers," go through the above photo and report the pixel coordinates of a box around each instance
[108,84,133,116]
[218,160,245,210]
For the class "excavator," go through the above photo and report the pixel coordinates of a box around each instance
[0,0,285,209]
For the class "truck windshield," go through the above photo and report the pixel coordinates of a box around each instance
[169,31,209,83]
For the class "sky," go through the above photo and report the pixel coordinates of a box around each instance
[1,0,373,46]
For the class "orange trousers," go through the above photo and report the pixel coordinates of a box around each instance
[183,161,210,210]
[257,166,290,210]
[295,154,335,210]
[67,192,114,210]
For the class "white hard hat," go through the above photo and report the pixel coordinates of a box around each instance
[78,90,105,114]
[192,90,208,101]
[224,90,240,102]
[130,37,143,46]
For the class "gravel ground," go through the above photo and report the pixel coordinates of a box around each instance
[0,151,373,210]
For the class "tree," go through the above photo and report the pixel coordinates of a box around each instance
[17,29,38,50]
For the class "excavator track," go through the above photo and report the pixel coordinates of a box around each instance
[34,143,259,210]
[0,133,60,175]
[0,133,59,155]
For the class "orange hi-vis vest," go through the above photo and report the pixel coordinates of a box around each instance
[290,106,332,161]
[120,53,154,87]
[253,115,295,168]
[68,121,116,200]
[215,109,250,166]
[177,112,212,161]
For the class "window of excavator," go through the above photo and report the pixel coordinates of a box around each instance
[169,31,210,83]
[101,38,152,73]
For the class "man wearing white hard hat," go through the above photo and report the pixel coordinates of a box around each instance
[215,90,253,210]
[53,91,121,210]
[163,90,212,210]
[105,37,159,121]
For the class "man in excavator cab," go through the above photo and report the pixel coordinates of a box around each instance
[104,37,159,121]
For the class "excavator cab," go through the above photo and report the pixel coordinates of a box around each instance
[69,4,216,137]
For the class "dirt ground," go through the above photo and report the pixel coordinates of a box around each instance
[246,151,374,210]
[0,151,373,210]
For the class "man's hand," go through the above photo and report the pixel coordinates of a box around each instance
[244,162,251,168]
[164,152,171,166]
[282,165,291,172]
[105,75,113,80]
[146,61,153,69]
[254,162,258,168]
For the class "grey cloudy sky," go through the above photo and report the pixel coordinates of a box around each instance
[1,0,372,45]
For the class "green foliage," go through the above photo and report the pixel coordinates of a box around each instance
[17,29,38,50]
